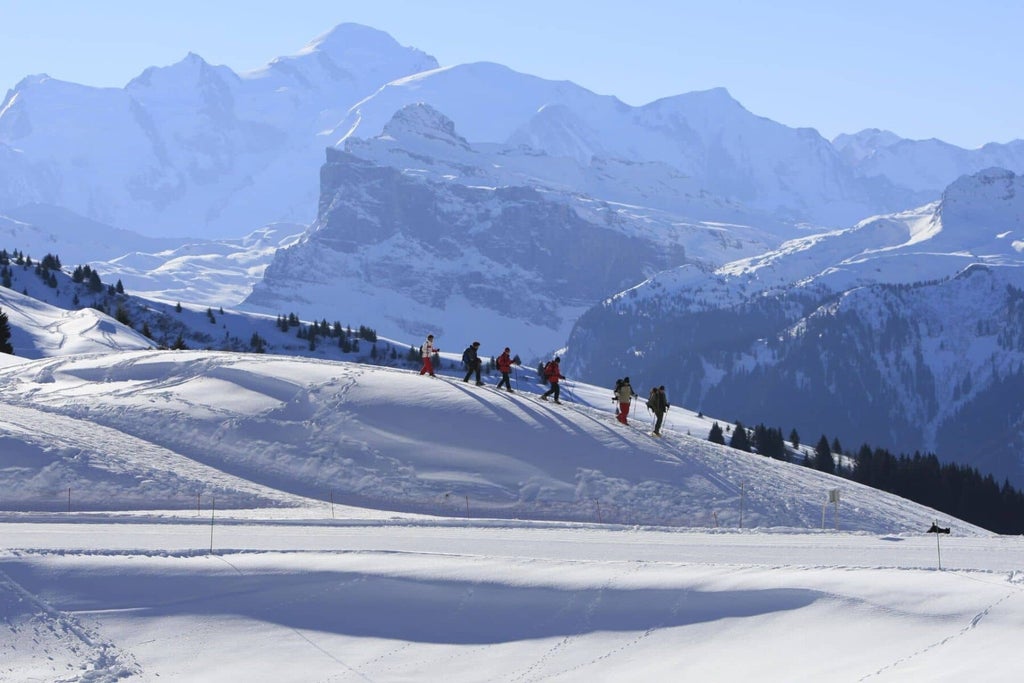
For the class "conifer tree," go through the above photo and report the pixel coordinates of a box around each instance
[708,421,725,445]
[87,270,103,292]
[115,304,132,327]
[729,421,751,452]
[815,435,835,474]
[0,309,14,354]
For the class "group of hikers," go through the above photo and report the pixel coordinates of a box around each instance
[418,334,669,434]
[418,335,524,392]
[614,377,670,436]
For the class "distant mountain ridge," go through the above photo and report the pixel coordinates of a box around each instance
[3,22,1023,244]
[835,128,1024,194]
[563,169,1024,486]
[0,24,437,237]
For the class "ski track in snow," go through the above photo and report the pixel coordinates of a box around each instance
[0,567,140,681]
[859,571,1024,680]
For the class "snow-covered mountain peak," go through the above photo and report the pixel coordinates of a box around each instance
[832,128,903,163]
[637,87,753,130]
[645,86,741,111]
[6,73,51,95]
[257,22,438,90]
[126,52,236,91]
[378,102,470,150]
[125,55,239,123]
[299,23,429,62]
[939,167,1023,234]
[334,61,618,146]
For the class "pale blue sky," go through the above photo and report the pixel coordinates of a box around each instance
[2,0,1020,149]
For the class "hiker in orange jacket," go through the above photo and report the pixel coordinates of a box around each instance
[540,357,565,404]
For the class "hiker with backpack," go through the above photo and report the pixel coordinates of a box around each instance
[647,385,670,436]
[615,376,637,425]
[419,334,439,376]
[462,341,484,385]
[540,357,564,403]
[495,347,520,392]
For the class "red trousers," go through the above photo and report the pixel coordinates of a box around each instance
[618,402,631,423]
[420,357,434,375]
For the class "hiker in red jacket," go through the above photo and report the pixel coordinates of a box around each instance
[495,347,520,392]
[419,334,438,376]
[540,357,565,404]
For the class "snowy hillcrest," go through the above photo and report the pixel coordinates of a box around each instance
[0,348,984,535]
[565,169,1024,486]
[0,24,437,238]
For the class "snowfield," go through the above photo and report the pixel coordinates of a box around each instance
[1,350,1022,681]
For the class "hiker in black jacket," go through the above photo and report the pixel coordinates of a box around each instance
[648,385,670,436]
[462,341,483,385]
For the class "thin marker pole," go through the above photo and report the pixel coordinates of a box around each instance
[209,497,215,555]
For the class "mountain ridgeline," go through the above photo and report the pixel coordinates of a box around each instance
[565,170,1024,486]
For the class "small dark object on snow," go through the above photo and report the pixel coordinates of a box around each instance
[927,522,950,534]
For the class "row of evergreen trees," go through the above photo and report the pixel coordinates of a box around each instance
[707,420,1024,534]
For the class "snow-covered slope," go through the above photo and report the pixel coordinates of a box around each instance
[0,348,983,535]
[0,286,153,358]
[565,169,1024,485]
[2,279,1021,682]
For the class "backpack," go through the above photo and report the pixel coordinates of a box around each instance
[462,346,472,366]
[544,361,557,380]
[646,388,657,410]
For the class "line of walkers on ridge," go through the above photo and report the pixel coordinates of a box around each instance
[418,335,524,392]
[419,334,668,430]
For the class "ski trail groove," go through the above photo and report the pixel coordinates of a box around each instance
[0,567,141,680]
[858,576,1022,681]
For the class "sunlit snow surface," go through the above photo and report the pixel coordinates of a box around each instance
[1,350,1022,681]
